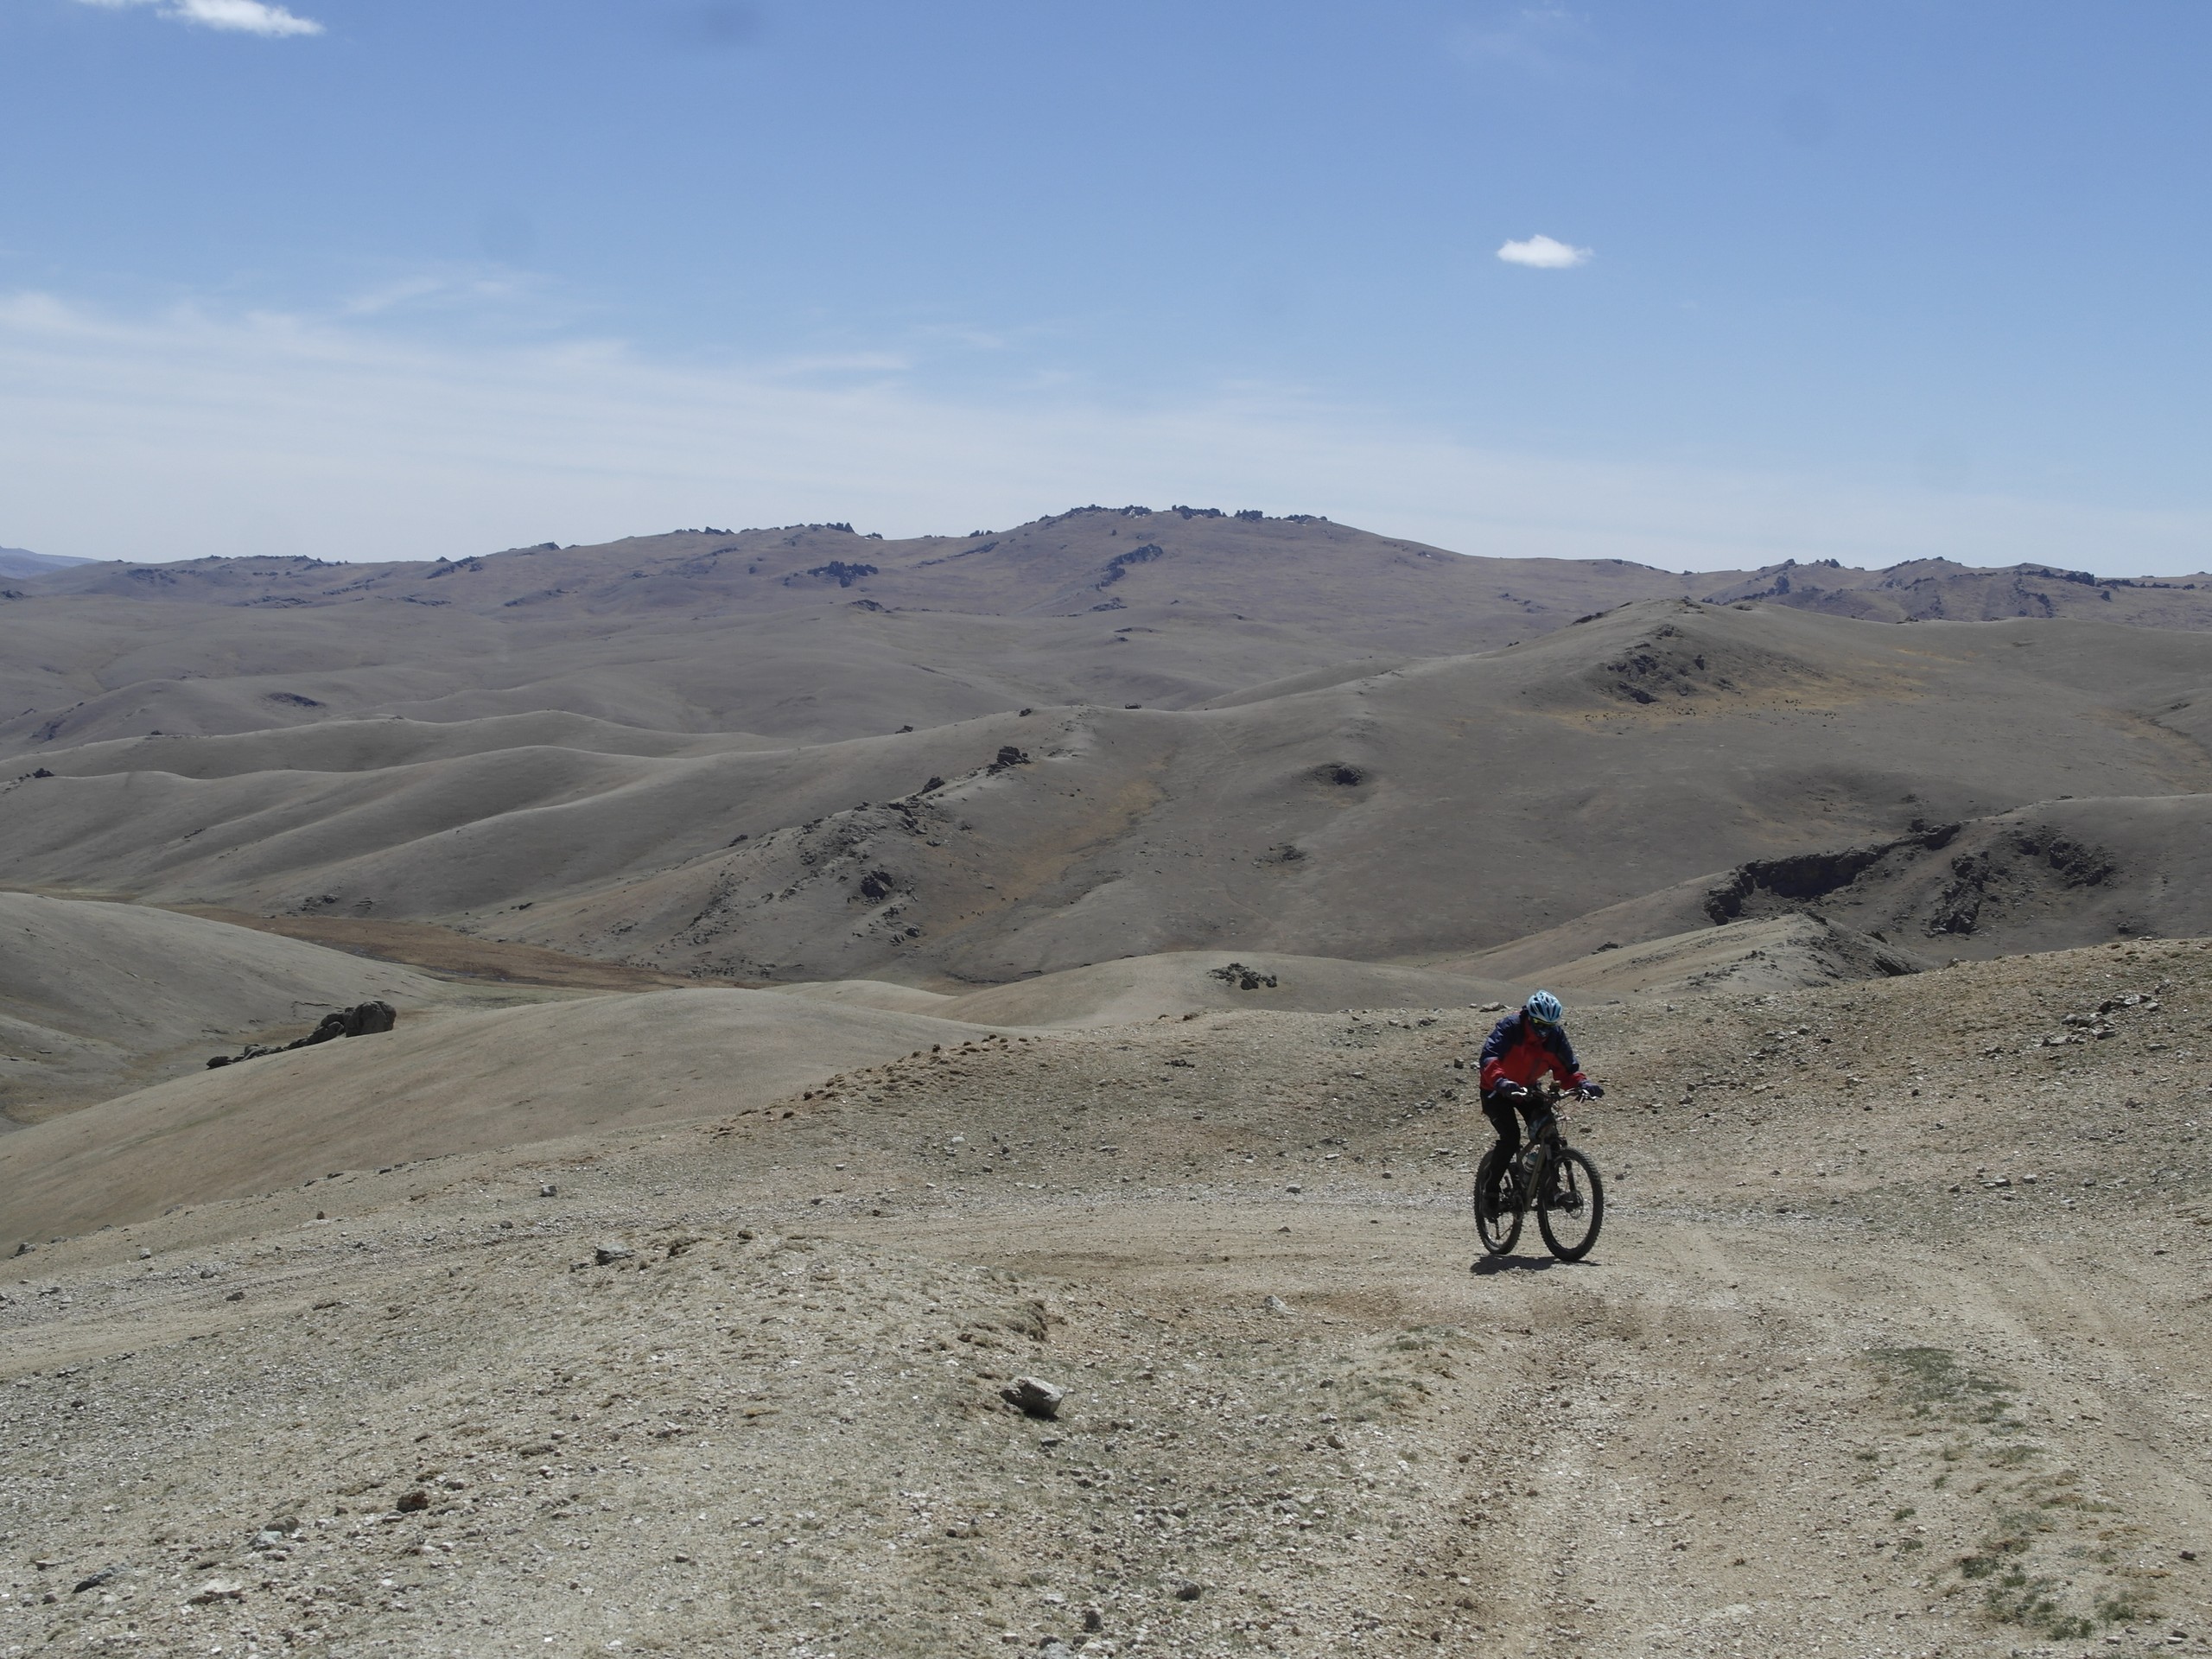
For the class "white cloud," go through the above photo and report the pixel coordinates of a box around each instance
[1497,234,1591,270]
[0,289,2204,576]
[73,0,323,37]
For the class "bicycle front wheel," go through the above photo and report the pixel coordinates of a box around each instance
[1474,1147,1523,1256]
[1537,1147,1605,1262]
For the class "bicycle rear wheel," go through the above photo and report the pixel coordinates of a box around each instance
[1536,1147,1604,1262]
[1474,1147,1523,1256]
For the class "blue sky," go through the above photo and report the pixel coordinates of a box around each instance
[3,1,2208,571]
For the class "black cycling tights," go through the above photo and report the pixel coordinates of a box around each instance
[1482,1091,1548,1158]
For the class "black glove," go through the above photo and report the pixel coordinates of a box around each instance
[1496,1082,1529,1100]
[1576,1083,1605,1099]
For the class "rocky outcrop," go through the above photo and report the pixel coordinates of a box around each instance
[1704,824,1962,924]
[1209,962,1280,990]
[207,1001,397,1069]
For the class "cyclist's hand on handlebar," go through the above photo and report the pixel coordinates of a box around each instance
[1573,1083,1605,1100]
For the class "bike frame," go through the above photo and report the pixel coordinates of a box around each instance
[1497,1091,1581,1217]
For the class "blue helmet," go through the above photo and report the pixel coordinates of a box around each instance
[1524,989,1564,1027]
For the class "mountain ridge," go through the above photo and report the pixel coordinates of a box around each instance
[0,545,93,579]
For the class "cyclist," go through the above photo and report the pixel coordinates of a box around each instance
[1478,990,1603,1202]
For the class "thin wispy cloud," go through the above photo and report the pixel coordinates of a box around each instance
[74,0,324,38]
[1,289,2202,576]
[338,271,553,321]
[1497,234,1592,270]
[1452,3,1591,78]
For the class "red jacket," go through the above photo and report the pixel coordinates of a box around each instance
[1478,1013,1587,1094]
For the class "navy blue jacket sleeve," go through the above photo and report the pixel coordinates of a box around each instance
[1478,1015,1518,1071]
[1547,1027,1581,1078]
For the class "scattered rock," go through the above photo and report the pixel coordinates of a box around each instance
[595,1244,634,1266]
[540,1184,557,1198]
[1172,1579,1203,1601]
[395,1490,430,1514]
[70,1567,118,1594]
[189,1578,244,1604]
[1262,1294,1294,1316]
[1001,1376,1065,1419]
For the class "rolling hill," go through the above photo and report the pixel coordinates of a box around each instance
[0,546,93,580]
[6,509,2209,758]
[0,893,457,1127]
[5,597,2208,988]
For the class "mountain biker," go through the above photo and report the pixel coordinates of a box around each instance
[1478,991,1603,1200]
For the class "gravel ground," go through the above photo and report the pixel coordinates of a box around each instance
[4,938,2209,1658]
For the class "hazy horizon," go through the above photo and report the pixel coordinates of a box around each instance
[7,516,2209,583]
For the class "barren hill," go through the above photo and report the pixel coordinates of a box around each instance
[0,893,456,1126]
[7,599,2209,986]
[1702,553,2212,627]
[0,985,1023,1242]
[0,512,1692,754]
[9,510,2210,758]
[1450,794,2212,982]
[0,546,92,579]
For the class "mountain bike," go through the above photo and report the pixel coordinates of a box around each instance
[1473,1084,1605,1262]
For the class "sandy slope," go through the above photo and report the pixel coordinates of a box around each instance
[169,907,702,993]
[928,950,1523,1027]
[0,944,1517,1243]
[1528,914,1930,998]
[772,980,963,1015]
[0,989,1023,1243]
[0,893,454,1128]
[46,712,779,780]
[2,938,2206,1658]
